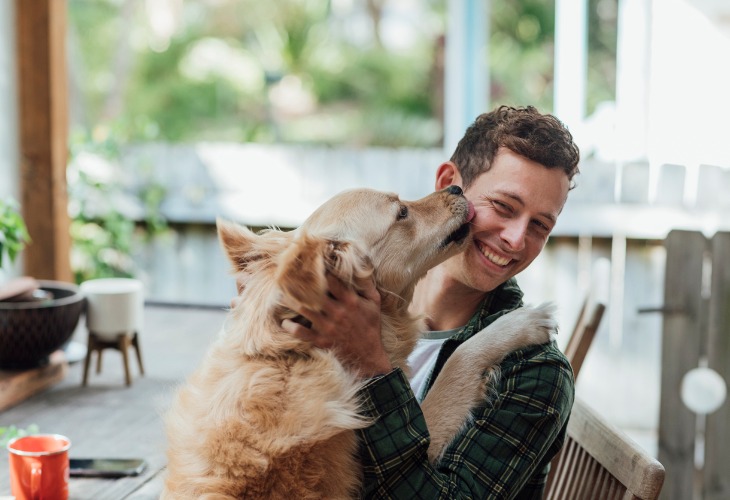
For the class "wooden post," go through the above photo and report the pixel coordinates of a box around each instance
[15,0,72,281]
[704,231,730,500]
[658,230,706,500]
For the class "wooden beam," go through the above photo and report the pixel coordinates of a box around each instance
[15,0,72,281]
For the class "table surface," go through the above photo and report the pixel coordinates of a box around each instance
[1,304,228,499]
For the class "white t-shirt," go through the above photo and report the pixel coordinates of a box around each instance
[407,327,461,402]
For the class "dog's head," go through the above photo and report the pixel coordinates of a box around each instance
[298,187,473,298]
[217,186,472,355]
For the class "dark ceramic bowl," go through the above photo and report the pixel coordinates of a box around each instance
[0,280,85,370]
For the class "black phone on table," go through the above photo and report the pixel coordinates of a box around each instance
[69,458,147,478]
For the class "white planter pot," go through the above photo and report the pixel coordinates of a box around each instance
[80,278,144,341]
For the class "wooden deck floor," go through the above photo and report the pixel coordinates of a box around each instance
[0,303,229,499]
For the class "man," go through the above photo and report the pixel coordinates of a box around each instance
[282,105,580,498]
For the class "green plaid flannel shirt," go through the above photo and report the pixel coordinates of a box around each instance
[356,278,575,499]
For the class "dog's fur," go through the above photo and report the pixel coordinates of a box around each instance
[162,187,556,499]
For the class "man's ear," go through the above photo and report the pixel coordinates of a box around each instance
[435,161,463,191]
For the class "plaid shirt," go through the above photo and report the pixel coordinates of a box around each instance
[356,278,575,499]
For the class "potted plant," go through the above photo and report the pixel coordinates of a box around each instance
[0,198,85,370]
[0,198,31,276]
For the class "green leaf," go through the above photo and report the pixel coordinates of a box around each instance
[0,198,30,268]
[0,424,40,447]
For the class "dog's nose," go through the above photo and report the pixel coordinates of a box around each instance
[446,185,463,196]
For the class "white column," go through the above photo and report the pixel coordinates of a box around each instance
[444,0,489,155]
[0,2,21,281]
[553,0,588,131]
[615,0,652,162]
[0,1,19,201]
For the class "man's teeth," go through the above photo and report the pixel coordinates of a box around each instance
[479,245,511,266]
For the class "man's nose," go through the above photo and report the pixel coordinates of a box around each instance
[501,220,528,252]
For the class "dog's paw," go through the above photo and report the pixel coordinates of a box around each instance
[491,302,557,348]
[454,302,557,369]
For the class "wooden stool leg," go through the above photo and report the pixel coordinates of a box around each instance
[96,349,103,374]
[132,332,145,376]
[82,335,94,387]
[82,331,141,387]
[119,335,132,386]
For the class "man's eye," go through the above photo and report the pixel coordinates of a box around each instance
[397,205,408,220]
[492,200,511,213]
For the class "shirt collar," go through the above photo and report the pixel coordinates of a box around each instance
[450,277,525,342]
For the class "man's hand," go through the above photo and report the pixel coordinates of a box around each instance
[281,272,393,378]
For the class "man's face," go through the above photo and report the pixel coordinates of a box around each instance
[447,147,570,293]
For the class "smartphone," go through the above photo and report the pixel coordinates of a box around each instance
[69,458,147,478]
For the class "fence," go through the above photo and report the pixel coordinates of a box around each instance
[657,230,730,500]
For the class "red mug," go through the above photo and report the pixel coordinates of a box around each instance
[7,434,70,500]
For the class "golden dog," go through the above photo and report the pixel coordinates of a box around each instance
[162,186,555,499]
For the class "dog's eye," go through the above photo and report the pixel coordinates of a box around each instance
[397,205,408,220]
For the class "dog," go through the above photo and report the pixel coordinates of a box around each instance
[162,186,555,499]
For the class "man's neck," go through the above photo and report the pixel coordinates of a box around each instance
[411,265,489,332]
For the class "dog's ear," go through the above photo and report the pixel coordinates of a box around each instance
[217,218,294,276]
[275,233,328,311]
[216,218,262,273]
[325,240,373,287]
[276,233,373,311]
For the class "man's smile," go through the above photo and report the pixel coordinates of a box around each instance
[475,240,513,267]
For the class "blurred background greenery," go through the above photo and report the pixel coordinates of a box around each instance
[68,0,617,148]
[64,0,619,282]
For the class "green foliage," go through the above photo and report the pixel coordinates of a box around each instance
[310,48,433,115]
[489,0,558,109]
[0,199,31,269]
[67,0,617,147]
[67,129,169,284]
[0,424,40,447]
[124,36,260,142]
[67,0,444,147]
[586,0,618,115]
[70,206,136,284]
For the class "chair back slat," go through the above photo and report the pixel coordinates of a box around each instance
[544,398,665,500]
[564,300,606,379]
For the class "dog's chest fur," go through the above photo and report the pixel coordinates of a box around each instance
[165,333,371,498]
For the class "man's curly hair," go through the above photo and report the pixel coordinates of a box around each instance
[450,105,581,189]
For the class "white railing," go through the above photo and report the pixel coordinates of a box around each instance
[117,142,730,238]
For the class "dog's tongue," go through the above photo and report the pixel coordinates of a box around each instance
[467,201,476,222]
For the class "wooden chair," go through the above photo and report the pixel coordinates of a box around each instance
[544,397,665,499]
[564,297,606,380]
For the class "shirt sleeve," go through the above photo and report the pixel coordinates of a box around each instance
[356,342,574,499]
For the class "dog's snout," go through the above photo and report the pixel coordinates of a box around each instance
[446,185,463,196]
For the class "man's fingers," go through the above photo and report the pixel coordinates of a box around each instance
[325,272,379,306]
[360,274,381,303]
[283,318,316,341]
[282,318,334,349]
[325,272,348,300]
